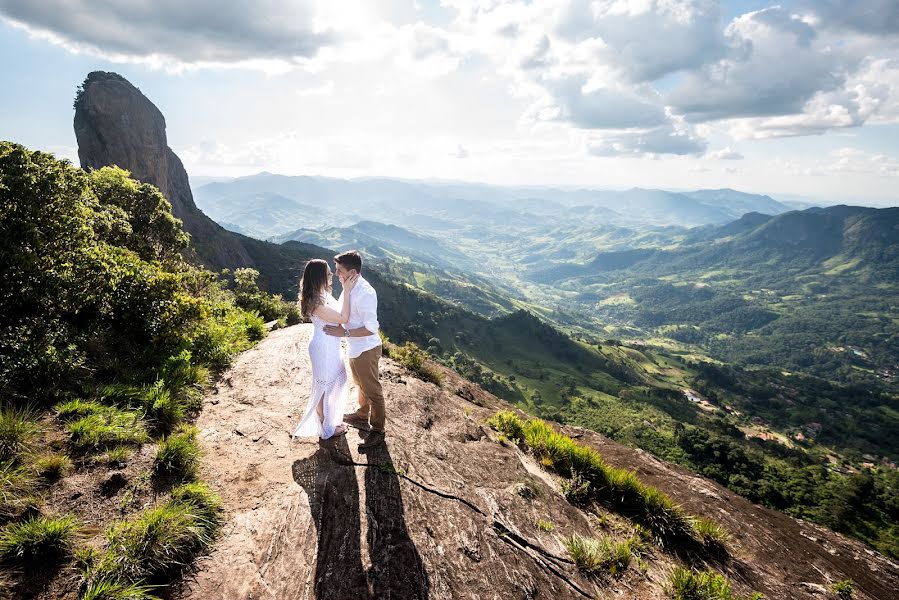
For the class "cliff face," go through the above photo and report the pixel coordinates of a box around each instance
[73,71,321,295]
[175,324,899,600]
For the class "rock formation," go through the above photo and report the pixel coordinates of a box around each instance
[73,71,320,295]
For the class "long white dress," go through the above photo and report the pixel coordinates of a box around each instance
[292,295,348,439]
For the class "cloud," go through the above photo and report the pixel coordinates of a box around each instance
[0,0,334,68]
[449,144,469,158]
[538,75,668,129]
[667,7,847,121]
[709,146,743,160]
[804,0,899,36]
[295,80,335,97]
[586,123,707,157]
[551,0,726,83]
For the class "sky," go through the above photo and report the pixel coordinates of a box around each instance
[1,1,898,206]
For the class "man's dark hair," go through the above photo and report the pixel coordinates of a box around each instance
[334,250,363,273]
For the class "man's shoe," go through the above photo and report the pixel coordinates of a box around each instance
[358,431,385,449]
[343,412,371,431]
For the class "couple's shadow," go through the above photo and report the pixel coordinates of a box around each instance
[292,436,429,600]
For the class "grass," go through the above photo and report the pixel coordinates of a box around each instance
[155,425,201,480]
[692,516,731,550]
[64,404,149,450]
[143,381,184,433]
[84,483,222,586]
[0,406,40,461]
[35,453,73,480]
[536,518,554,531]
[831,579,854,600]
[563,534,633,576]
[81,579,161,600]
[392,341,445,387]
[0,514,79,561]
[0,460,38,518]
[488,410,714,547]
[667,567,764,600]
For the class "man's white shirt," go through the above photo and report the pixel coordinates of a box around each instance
[340,276,381,359]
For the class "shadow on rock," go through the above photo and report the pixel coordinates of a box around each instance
[362,441,430,599]
[292,438,368,600]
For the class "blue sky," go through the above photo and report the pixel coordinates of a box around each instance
[1,1,897,206]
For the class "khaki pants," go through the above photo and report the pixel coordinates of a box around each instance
[348,345,385,433]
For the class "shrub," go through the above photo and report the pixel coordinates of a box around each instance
[35,453,73,479]
[0,406,40,461]
[561,471,592,505]
[0,514,78,560]
[392,342,444,386]
[563,534,632,575]
[155,425,201,480]
[831,579,853,600]
[487,410,525,443]
[536,519,554,531]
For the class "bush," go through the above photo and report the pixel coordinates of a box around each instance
[831,579,853,600]
[155,425,201,480]
[487,410,525,443]
[0,514,78,561]
[392,342,444,387]
[81,579,161,600]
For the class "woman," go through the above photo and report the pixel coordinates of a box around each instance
[292,259,358,440]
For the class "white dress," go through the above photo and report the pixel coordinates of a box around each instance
[292,295,348,439]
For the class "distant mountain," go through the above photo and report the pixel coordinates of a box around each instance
[190,173,795,239]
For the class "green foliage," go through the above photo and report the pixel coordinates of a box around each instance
[0,460,38,518]
[233,267,298,324]
[831,579,854,600]
[668,567,734,600]
[81,579,161,600]
[487,410,525,443]
[168,482,224,529]
[563,534,632,575]
[560,471,591,505]
[0,406,40,461]
[392,341,444,386]
[536,518,554,531]
[0,142,266,404]
[86,492,219,586]
[67,407,149,449]
[35,453,73,480]
[0,514,78,561]
[155,425,201,480]
[692,516,731,549]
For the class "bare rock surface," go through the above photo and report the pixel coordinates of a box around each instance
[175,324,899,599]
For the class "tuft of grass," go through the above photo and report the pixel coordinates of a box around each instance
[668,566,742,600]
[0,514,78,561]
[489,411,695,546]
[87,494,220,585]
[487,410,525,443]
[0,460,38,517]
[97,445,133,468]
[0,406,40,461]
[35,453,73,479]
[392,342,444,387]
[143,381,184,433]
[155,425,201,480]
[563,534,632,576]
[536,518,554,532]
[67,407,149,450]
[81,578,161,600]
[55,399,107,420]
[831,579,854,600]
[692,516,730,549]
[168,482,223,530]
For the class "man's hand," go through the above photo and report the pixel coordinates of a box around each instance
[323,324,346,337]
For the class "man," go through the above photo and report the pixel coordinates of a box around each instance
[324,250,385,449]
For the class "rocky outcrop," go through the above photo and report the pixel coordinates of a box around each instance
[73,71,320,295]
[176,324,899,600]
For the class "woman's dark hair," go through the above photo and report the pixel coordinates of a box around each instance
[299,259,331,317]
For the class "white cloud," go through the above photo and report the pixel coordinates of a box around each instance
[586,122,707,157]
[709,146,743,160]
[295,80,335,97]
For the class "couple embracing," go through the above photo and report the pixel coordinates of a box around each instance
[292,250,386,449]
